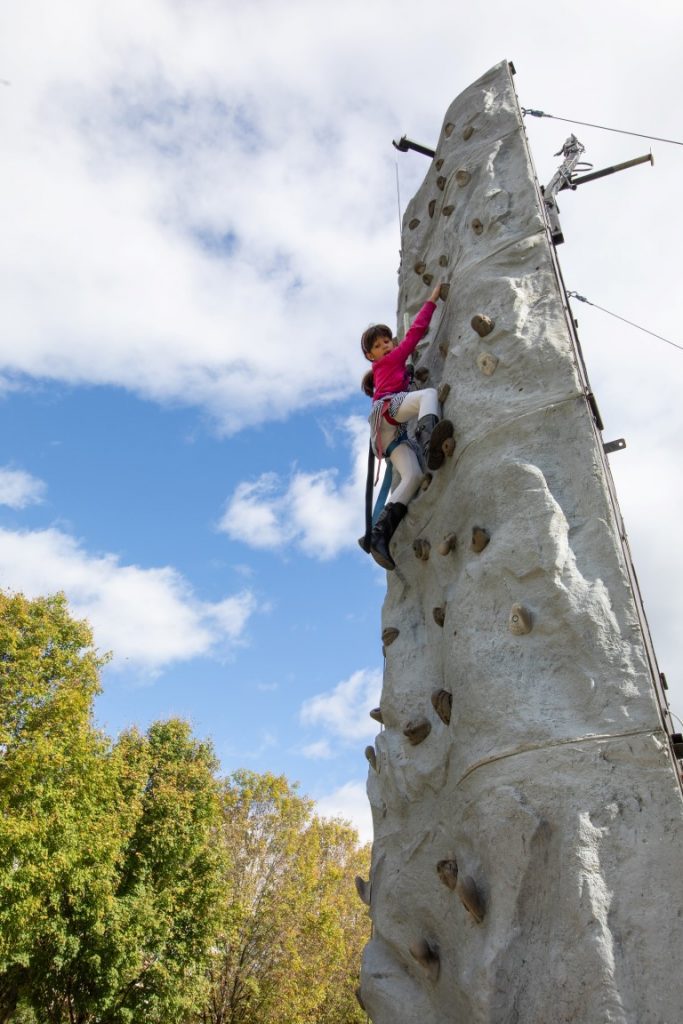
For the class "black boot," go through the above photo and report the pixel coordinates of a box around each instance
[416,415,454,471]
[370,502,408,571]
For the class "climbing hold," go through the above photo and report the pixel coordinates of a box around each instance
[428,199,436,218]
[509,604,532,635]
[471,218,484,235]
[438,341,449,359]
[471,314,495,337]
[438,533,457,556]
[471,526,491,553]
[444,122,454,138]
[455,169,471,187]
[382,627,400,647]
[409,938,440,981]
[462,125,474,140]
[436,175,446,191]
[442,435,456,458]
[438,254,449,267]
[415,366,430,383]
[442,205,455,216]
[431,690,452,725]
[439,283,450,301]
[477,352,499,376]
[435,158,444,171]
[432,606,446,627]
[437,382,451,404]
[420,473,433,492]
[409,217,420,229]
[422,273,434,286]
[403,718,432,746]
[364,745,377,770]
[414,260,426,275]
[369,707,384,724]
[355,988,366,1012]
[354,875,372,906]
[436,858,459,890]
[458,875,485,923]
[413,538,431,561]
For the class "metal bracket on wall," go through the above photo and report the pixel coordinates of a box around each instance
[603,438,626,455]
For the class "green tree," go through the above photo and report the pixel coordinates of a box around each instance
[0,592,226,1024]
[0,591,115,1021]
[199,770,370,1024]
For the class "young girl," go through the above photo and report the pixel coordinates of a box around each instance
[359,283,453,570]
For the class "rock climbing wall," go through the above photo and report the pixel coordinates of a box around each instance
[359,60,683,1024]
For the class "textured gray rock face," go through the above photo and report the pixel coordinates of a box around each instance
[360,61,683,1024]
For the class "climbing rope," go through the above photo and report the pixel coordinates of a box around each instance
[522,108,683,148]
[567,291,683,353]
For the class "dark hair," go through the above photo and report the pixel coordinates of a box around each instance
[360,323,392,357]
[361,369,374,397]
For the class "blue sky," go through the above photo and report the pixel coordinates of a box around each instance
[2,0,683,839]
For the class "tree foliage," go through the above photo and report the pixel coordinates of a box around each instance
[0,593,370,1024]
[200,771,369,1024]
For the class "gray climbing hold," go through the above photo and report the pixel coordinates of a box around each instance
[471,314,495,337]
[403,718,431,745]
[436,175,446,191]
[509,604,532,635]
[471,218,484,235]
[438,254,449,267]
[415,366,430,383]
[428,199,436,218]
[364,745,377,770]
[414,260,426,275]
[409,217,420,229]
[438,341,449,359]
[437,382,451,404]
[431,689,452,725]
[422,273,434,286]
[471,526,491,553]
[458,875,485,923]
[442,205,454,216]
[436,858,459,890]
[477,352,499,376]
[354,875,372,906]
[439,283,450,300]
[409,938,440,981]
[438,533,457,556]
[455,169,471,187]
[444,122,454,138]
[463,125,474,140]
[413,538,431,561]
[435,157,444,171]
[382,626,400,647]
[433,606,445,627]
[369,707,384,724]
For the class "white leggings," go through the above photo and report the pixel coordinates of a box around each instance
[379,389,439,506]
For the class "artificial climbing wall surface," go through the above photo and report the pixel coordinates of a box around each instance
[359,60,683,1024]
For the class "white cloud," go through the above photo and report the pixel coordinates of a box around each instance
[301,739,334,760]
[300,668,382,743]
[0,526,256,671]
[4,0,680,437]
[315,780,373,845]
[219,417,382,559]
[0,467,46,508]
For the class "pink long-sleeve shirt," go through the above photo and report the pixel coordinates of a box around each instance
[371,301,437,401]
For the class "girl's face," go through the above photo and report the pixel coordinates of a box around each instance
[367,334,394,362]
